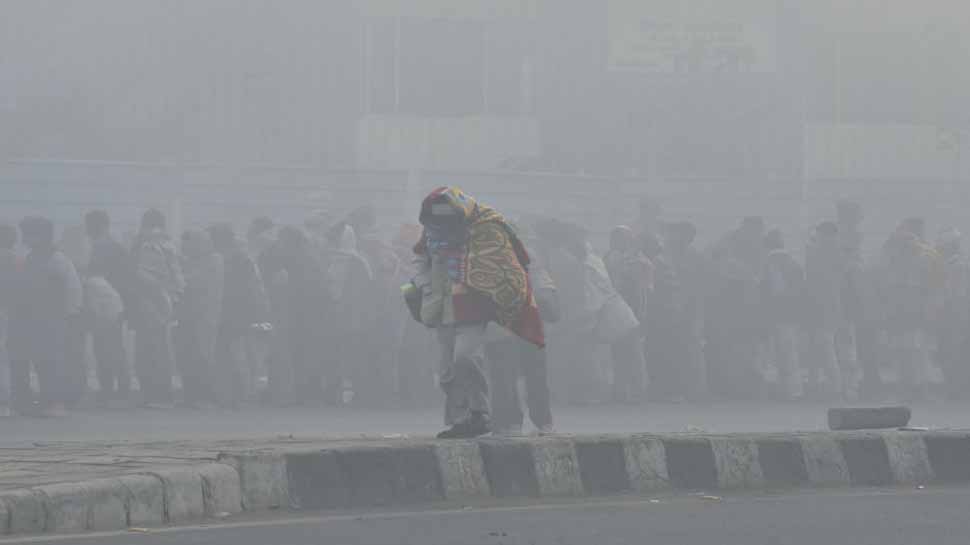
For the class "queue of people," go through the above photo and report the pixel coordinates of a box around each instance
[0,191,963,438]
[530,198,964,410]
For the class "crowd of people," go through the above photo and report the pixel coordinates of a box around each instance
[563,198,964,411]
[0,189,965,438]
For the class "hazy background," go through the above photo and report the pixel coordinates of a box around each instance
[0,0,968,251]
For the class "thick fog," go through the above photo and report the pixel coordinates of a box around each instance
[0,2,966,241]
[0,1,968,423]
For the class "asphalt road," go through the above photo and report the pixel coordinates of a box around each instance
[2,400,970,447]
[4,487,969,545]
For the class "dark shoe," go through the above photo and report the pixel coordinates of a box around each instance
[437,412,491,439]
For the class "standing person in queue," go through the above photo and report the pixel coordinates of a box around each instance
[639,232,681,401]
[935,228,969,398]
[805,221,859,400]
[534,219,601,405]
[259,226,332,405]
[245,216,277,404]
[707,217,768,399]
[84,210,134,407]
[604,227,652,336]
[604,226,652,403]
[9,217,84,417]
[346,205,402,407]
[325,221,373,406]
[209,223,269,408]
[129,209,184,409]
[407,187,544,439]
[759,229,806,400]
[665,221,710,402]
[881,220,941,401]
[175,229,224,409]
[0,223,18,417]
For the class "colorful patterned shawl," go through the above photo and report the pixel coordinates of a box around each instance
[416,187,545,347]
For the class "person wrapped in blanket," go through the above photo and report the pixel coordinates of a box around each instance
[406,187,544,439]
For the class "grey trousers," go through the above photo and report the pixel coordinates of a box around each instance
[436,324,490,426]
[809,322,860,397]
[135,323,174,405]
[92,317,129,398]
[770,323,802,398]
[486,335,553,432]
[890,329,929,391]
[612,329,648,403]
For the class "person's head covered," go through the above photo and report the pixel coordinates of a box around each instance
[277,225,308,251]
[207,222,236,251]
[247,216,275,241]
[640,231,663,259]
[19,216,55,251]
[347,204,377,235]
[419,187,470,231]
[140,208,166,234]
[304,210,332,239]
[764,228,785,251]
[609,225,636,253]
[816,220,839,240]
[84,210,111,239]
[665,221,697,251]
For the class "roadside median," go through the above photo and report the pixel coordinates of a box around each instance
[4,430,970,536]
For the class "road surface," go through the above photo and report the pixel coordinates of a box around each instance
[4,487,968,545]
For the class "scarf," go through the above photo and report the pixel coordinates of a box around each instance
[416,187,544,347]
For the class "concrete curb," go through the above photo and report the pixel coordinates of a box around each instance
[219,430,970,508]
[0,463,240,536]
[4,431,970,536]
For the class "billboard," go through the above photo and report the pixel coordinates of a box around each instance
[607,0,778,73]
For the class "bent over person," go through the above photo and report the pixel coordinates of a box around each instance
[408,187,545,439]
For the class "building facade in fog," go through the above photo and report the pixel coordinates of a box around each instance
[0,0,967,182]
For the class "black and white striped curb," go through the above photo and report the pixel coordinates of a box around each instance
[3,431,970,535]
